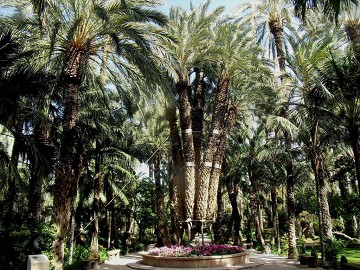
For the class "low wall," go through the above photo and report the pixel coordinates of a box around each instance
[142,252,249,268]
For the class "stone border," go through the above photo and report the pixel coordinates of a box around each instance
[141,252,249,268]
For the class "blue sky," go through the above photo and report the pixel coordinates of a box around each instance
[158,0,249,15]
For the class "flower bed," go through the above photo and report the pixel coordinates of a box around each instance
[148,244,245,257]
[142,244,249,268]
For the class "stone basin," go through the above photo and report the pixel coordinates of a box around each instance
[141,252,249,268]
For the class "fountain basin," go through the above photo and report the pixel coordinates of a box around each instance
[142,252,249,268]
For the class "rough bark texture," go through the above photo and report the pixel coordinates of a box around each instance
[167,106,184,242]
[91,141,102,254]
[207,106,237,219]
[192,69,205,213]
[270,18,298,258]
[271,187,281,253]
[68,207,76,265]
[286,158,298,259]
[177,80,196,220]
[227,178,242,246]
[154,152,171,247]
[312,154,333,263]
[250,185,266,248]
[214,179,224,243]
[269,19,285,71]
[196,76,229,220]
[53,47,85,270]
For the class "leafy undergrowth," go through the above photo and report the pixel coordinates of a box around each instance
[148,244,245,257]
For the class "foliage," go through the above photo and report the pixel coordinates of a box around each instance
[65,245,89,265]
[0,224,56,270]
[64,245,107,270]
[97,246,108,263]
[148,244,245,257]
[328,192,360,218]
[324,238,346,267]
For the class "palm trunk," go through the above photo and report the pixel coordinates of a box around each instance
[258,203,264,234]
[270,18,298,259]
[28,168,44,226]
[286,158,298,259]
[311,154,333,263]
[249,166,266,251]
[250,187,266,249]
[227,178,242,245]
[53,47,85,270]
[269,20,285,71]
[271,186,281,253]
[2,133,20,229]
[192,69,205,211]
[68,207,76,265]
[166,106,184,242]
[338,177,356,237]
[105,173,114,248]
[350,138,360,195]
[154,151,171,246]
[196,76,230,220]
[91,141,102,254]
[207,106,237,219]
[177,80,196,220]
[214,179,223,243]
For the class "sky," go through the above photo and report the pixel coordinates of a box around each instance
[158,0,249,15]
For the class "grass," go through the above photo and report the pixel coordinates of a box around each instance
[339,248,360,266]
[298,244,360,266]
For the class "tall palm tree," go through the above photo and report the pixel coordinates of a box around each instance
[234,0,299,258]
[165,2,225,221]
[0,29,52,229]
[288,35,335,263]
[6,1,168,268]
[320,50,360,196]
[234,0,294,71]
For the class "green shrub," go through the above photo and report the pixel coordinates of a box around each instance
[324,238,346,268]
[98,246,108,263]
[0,224,56,270]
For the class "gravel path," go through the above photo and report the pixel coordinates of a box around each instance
[96,250,324,270]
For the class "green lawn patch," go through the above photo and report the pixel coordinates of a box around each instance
[339,248,360,266]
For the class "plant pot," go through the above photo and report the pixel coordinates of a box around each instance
[299,255,307,265]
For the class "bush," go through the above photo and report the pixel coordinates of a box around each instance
[0,224,56,270]
[324,238,346,268]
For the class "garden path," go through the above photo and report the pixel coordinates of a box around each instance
[95,249,325,270]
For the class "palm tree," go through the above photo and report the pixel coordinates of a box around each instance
[288,35,335,263]
[234,0,299,258]
[320,50,360,196]
[165,2,225,221]
[0,29,52,229]
[343,6,360,60]
[234,0,294,71]
[138,103,172,247]
[6,1,168,268]
[292,0,358,23]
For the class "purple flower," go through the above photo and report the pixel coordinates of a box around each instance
[148,244,244,257]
